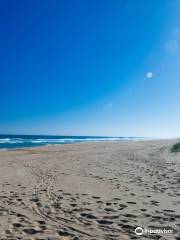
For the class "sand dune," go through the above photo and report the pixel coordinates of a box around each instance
[0,140,180,239]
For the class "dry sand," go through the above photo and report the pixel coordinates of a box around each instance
[0,140,180,240]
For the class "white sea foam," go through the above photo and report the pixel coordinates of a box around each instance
[0,136,150,149]
[0,138,11,143]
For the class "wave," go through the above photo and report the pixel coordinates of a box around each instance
[0,136,149,149]
[0,137,144,143]
[30,138,122,143]
[0,138,10,143]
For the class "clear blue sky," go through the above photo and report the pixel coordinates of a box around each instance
[0,0,180,137]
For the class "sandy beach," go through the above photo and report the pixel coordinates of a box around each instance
[0,140,180,240]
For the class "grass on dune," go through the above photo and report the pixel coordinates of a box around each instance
[171,142,180,152]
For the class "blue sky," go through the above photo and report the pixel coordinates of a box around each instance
[0,0,180,137]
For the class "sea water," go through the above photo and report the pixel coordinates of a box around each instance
[0,135,147,149]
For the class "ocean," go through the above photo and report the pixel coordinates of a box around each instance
[0,135,146,149]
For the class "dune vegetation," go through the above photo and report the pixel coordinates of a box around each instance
[171,142,180,152]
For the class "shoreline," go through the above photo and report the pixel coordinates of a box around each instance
[0,137,176,152]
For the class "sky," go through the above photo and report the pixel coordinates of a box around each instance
[0,0,180,138]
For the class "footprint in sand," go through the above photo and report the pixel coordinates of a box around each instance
[80,213,97,220]
[96,219,113,225]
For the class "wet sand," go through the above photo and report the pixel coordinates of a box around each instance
[0,140,180,240]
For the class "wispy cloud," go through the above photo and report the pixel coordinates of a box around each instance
[164,39,179,54]
[103,102,113,112]
[164,28,180,55]
[172,27,180,38]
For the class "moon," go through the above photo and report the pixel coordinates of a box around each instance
[146,72,153,79]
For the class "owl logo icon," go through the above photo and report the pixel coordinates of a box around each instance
[135,227,144,235]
